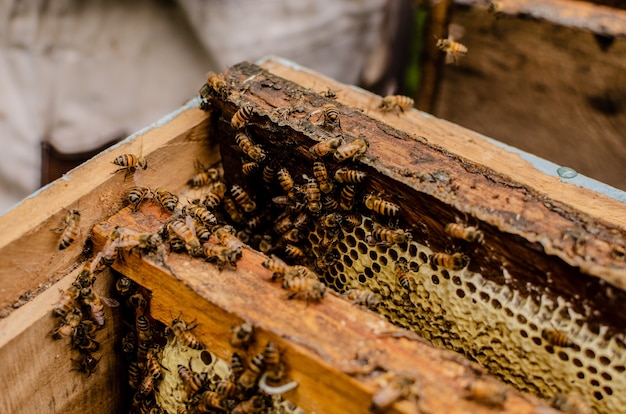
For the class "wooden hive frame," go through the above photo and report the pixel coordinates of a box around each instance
[0,57,624,413]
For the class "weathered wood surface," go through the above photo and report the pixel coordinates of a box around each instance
[0,269,125,414]
[91,205,556,414]
[434,2,626,191]
[0,103,215,316]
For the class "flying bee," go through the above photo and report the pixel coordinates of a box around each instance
[543,329,575,348]
[309,137,342,158]
[223,196,245,223]
[430,252,469,270]
[395,258,415,291]
[82,287,120,326]
[53,283,81,317]
[363,194,399,216]
[262,165,276,184]
[284,244,305,260]
[235,132,266,162]
[343,288,380,309]
[172,315,205,350]
[334,167,367,184]
[378,95,414,113]
[231,105,253,129]
[282,277,326,303]
[313,161,333,194]
[339,185,357,211]
[203,181,227,208]
[128,186,152,211]
[55,209,80,250]
[445,222,484,243]
[370,375,415,412]
[51,307,82,339]
[115,277,134,296]
[436,23,468,64]
[167,218,201,256]
[230,322,254,349]
[550,393,592,414]
[183,203,217,226]
[71,353,101,377]
[370,224,412,246]
[178,363,209,401]
[215,226,244,258]
[231,184,257,213]
[302,175,322,213]
[277,168,295,194]
[203,242,236,270]
[187,160,220,188]
[242,161,260,176]
[334,138,368,162]
[465,379,507,408]
[154,188,179,212]
[238,352,266,391]
[112,154,147,179]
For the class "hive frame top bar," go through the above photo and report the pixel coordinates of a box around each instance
[256,55,626,205]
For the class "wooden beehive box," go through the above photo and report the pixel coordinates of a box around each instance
[0,57,624,414]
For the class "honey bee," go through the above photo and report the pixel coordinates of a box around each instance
[395,258,415,291]
[112,154,148,179]
[314,251,340,271]
[222,196,245,223]
[203,242,236,270]
[235,132,266,162]
[282,276,326,303]
[238,352,266,391]
[334,138,368,162]
[128,186,152,211]
[230,322,254,349]
[187,160,220,188]
[172,315,205,350]
[333,167,367,184]
[178,363,209,401]
[302,175,322,213]
[206,71,228,97]
[370,224,411,246]
[242,161,260,176]
[436,24,468,64]
[277,168,295,194]
[53,283,81,317]
[72,328,100,353]
[322,194,339,211]
[543,329,575,348]
[128,292,148,314]
[231,396,266,414]
[370,375,415,412]
[231,184,257,213]
[309,137,342,158]
[113,228,160,257]
[78,259,104,289]
[342,214,362,228]
[230,352,246,378]
[378,95,414,113]
[215,225,244,258]
[364,194,399,216]
[319,104,341,129]
[128,361,142,389]
[231,105,254,129]
[71,353,101,377]
[167,217,201,256]
[197,390,226,412]
[321,87,338,99]
[273,214,293,234]
[464,379,507,408]
[122,331,136,356]
[444,222,484,243]
[136,314,153,343]
[55,209,81,250]
[262,165,276,184]
[215,379,238,399]
[550,393,592,414]
[430,252,469,270]
[262,256,298,281]
[203,181,227,208]
[313,161,334,194]
[82,287,120,326]
[51,307,82,339]
[183,203,217,226]
[339,185,357,211]
[343,288,380,309]
[154,187,179,212]
[284,244,305,260]
[280,228,301,245]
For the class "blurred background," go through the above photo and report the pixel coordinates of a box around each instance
[1,0,624,214]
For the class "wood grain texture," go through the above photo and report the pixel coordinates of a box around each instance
[91,205,556,414]
[0,269,126,414]
[0,104,215,315]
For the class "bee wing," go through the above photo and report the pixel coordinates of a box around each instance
[448,23,465,42]
[445,51,456,65]
[100,296,121,308]
[185,214,197,239]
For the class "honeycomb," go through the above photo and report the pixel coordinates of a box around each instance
[304,214,625,413]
